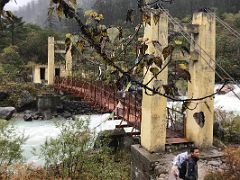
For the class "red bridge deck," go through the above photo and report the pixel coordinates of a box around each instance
[54,77,141,134]
[54,77,188,144]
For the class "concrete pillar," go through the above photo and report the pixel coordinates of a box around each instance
[186,12,216,147]
[33,65,41,84]
[48,37,55,85]
[65,43,73,77]
[141,9,168,152]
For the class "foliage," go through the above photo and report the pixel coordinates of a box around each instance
[37,118,130,179]
[0,120,26,177]
[204,147,240,180]
[216,13,240,81]
[0,21,63,82]
[215,110,240,143]
[0,82,55,107]
[222,114,240,143]
[0,164,47,180]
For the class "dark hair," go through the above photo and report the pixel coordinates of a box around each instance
[190,146,199,153]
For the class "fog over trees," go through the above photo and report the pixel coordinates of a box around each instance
[15,0,240,28]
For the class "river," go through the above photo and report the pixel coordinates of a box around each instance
[12,85,240,165]
[13,113,123,166]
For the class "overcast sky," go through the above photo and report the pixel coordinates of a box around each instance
[4,0,38,11]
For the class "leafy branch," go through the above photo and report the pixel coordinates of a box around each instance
[47,0,226,103]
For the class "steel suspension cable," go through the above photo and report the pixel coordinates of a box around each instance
[159,7,224,81]
[205,9,240,39]
[160,7,240,91]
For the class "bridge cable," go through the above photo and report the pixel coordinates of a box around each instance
[205,10,240,101]
[160,7,224,81]
[160,7,240,92]
[205,9,240,39]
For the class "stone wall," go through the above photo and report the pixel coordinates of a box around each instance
[131,145,170,180]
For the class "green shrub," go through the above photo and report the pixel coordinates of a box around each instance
[38,118,130,179]
[204,147,240,180]
[0,120,26,177]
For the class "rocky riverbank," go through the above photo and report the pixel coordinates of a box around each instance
[0,80,103,121]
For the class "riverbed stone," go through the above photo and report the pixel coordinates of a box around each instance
[23,112,33,121]
[0,107,16,120]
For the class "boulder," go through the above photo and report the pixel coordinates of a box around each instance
[0,107,16,120]
[23,113,33,121]
[23,110,33,121]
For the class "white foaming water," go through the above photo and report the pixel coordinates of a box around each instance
[13,119,61,166]
[13,113,122,166]
[215,84,240,114]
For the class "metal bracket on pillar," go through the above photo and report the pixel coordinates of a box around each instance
[55,50,65,54]
[55,41,65,45]
[171,24,199,34]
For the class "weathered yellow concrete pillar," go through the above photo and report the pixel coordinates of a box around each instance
[65,43,73,77]
[141,9,168,152]
[186,12,216,147]
[33,65,41,84]
[48,37,55,85]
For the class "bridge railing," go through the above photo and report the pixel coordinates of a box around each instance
[166,107,185,138]
[54,77,142,130]
[54,77,186,137]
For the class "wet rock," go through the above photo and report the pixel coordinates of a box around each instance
[23,113,33,121]
[0,107,16,120]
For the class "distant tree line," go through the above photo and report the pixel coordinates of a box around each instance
[14,0,240,27]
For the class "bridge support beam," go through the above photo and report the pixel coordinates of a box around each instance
[65,43,73,77]
[48,37,55,85]
[141,9,168,152]
[33,65,41,84]
[186,12,216,147]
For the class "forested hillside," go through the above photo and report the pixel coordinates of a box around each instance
[15,0,240,27]
[15,0,95,32]
[2,0,240,81]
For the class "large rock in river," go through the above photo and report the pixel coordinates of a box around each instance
[0,107,16,120]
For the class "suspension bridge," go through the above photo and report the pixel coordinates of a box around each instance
[43,7,240,150]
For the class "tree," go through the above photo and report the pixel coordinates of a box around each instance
[0,45,23,80]
[7,17,25,45]
[216,13,240,81]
